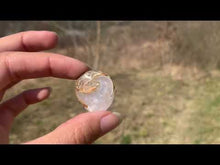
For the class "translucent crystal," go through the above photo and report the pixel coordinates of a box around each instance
[75,70,114,112]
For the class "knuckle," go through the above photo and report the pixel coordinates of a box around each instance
[1,53,17,81]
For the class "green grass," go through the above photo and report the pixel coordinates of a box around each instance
[186,78,220,144]
[121,135,132,144]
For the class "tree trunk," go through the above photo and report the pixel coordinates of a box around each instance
[93,21,101,70]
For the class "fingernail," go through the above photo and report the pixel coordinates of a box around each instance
[100,112,123,134]
[37,87,51,100]
[112,112,123,123]
[50,31,58,36]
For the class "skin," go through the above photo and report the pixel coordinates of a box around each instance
[0,31,121,144]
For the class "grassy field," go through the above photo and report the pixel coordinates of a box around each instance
[3,21,220,144]
[6,65,220,144]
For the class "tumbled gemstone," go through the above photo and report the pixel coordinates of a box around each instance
[75,70,114,112]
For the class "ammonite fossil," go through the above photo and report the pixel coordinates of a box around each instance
[75,70,114,112]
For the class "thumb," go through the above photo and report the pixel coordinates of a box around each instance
[24,111,122,144]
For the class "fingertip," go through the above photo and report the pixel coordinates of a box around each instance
[100,111,122,134]
[23,31,58,51]
[41,31,58,49]
[60,56,91,79]
[36,87,51,101]
[73,64,91,79]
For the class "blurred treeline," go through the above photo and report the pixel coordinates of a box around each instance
[1,21,220,72]
[0,21,120,47]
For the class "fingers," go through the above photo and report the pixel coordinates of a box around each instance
[0,87,51,131]
[25,111,122,144]
[0,52,89,90]
[0,87,51,118]
[0,31,58,52]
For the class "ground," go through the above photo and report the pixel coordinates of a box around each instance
[3,21,220,144]
[5,64,220,144]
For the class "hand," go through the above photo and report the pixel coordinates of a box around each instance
[0,31,122,144]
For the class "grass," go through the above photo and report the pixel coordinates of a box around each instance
[5,65,220,144]
[121,135,132,144]
[3,21,220,144]
[186,78,220,144]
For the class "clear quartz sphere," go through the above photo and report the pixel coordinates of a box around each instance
[75,70,114,112]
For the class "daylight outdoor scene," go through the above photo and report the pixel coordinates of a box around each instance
[1,21,220,144]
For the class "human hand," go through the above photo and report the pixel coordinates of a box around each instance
[0,31,122,144]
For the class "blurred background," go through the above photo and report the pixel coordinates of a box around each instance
[2,21,220,144]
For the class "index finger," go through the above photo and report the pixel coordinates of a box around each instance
[0,52,90,90]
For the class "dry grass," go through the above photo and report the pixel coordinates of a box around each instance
[3,21,220,144]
